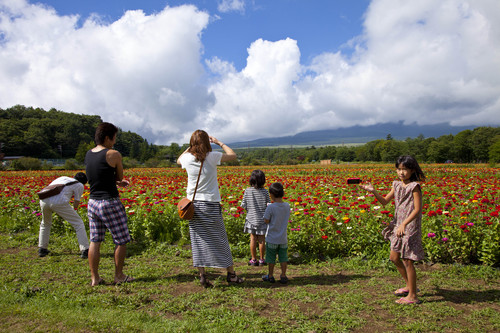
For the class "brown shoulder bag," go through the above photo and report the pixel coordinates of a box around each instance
[177,161,203,220]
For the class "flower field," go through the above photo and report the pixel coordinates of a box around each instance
[1,164,499,265]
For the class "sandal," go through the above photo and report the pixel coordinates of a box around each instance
[279,275,289,284]
[200,274,213,288]
[227,272,244,284]
[114,275,135,285]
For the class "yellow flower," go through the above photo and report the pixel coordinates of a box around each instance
[360,210,366,213]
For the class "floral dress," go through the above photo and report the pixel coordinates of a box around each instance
[382,181,425,261]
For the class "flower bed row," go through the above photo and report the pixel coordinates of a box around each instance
[1,164,498,265]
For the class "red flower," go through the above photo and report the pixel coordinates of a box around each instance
[336,230,342,234]
[321,235,328,240]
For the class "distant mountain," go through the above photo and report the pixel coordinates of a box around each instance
[228,122,476,148]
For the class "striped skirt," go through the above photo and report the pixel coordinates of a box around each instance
[189,201,234,268]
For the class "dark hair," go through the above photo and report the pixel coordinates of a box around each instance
[189,129,212,162]
[249,170,266,188]
[269,182,284,198]
[74,172,87,185]
[396,155,425,182]
[95,122,118,145]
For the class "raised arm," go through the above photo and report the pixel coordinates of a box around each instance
[210,136,236,163]
[359,183,394,206]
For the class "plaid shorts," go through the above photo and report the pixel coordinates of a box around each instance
[265,242,288,264]
[87,198,131,245]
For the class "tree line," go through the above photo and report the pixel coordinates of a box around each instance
[237,127,500,165]
[237,129,500,165]
[1,105,499,168]
[0,105,158,163]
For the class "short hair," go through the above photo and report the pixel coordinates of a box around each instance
[74,172,87,185]
[396,155,425,182]
[269,182,284,198]
[249,169,266,188]
[95,122,118,145]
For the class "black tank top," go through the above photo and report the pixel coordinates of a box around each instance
[85,149,119,199]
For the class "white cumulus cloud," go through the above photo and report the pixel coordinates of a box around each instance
[0,0,212,144]
[205,0,500,142]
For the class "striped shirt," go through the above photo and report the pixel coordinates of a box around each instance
[241,187,271,228]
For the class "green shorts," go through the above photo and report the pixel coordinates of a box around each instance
[265,242,288,264]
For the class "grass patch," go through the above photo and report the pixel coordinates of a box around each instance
[1,232,499,332]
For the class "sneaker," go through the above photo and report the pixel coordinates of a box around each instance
[258,259,266,266]
[262,275,275,283]
[248,259,258,266]
[38,248,50,257]
[80,249,89,259]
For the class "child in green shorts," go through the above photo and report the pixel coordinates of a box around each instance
[262,183,290,284]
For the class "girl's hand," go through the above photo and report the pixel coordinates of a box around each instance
[359,183,374,192]
[117,179,130,188]
[395,224,405,237]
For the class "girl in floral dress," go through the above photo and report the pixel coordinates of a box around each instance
[360,155,425,304]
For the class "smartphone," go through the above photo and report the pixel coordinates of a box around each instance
[347,178,361,184]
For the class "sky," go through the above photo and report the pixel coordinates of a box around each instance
[0,0,499,145]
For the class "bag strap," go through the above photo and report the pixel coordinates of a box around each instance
[191,160,204,201]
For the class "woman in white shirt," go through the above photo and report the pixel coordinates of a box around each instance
[177,130,244,287]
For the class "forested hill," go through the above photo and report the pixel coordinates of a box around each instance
[0,105,155,160]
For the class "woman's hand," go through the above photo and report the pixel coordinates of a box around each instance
[359,183,374,192]
[209,136,222,146]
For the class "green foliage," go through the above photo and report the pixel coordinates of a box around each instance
[63,159,81,170]
[74,141,95,163]
[488,135,500,164]
[0,105,101,158]
[10,157,43,170]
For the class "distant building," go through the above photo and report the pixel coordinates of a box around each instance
[320,160,331,165]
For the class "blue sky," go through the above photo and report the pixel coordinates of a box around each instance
[34,0,369,70]
[1,0,499,144]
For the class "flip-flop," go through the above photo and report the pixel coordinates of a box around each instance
[396,297,422,305]
[91,278,106,287]
[394,288,420,296]
[114,275,135,285]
